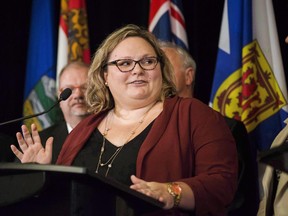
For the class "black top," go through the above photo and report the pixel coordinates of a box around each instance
[72,123,153,185]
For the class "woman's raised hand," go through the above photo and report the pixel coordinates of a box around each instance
[10,123,53,164]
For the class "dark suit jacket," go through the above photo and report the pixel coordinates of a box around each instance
[224,117,259,216]
[39,121,68,164]
[0,133,16,162]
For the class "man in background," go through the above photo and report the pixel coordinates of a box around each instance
[159,41,259,216]
[40,61,90,163]
[1,61,89,163]
[0,61,90,216]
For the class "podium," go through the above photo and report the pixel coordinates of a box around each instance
[0,163,163,216]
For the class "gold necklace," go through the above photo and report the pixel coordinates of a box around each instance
[95,101,158,177]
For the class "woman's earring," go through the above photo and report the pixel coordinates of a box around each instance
[105,82,108,86]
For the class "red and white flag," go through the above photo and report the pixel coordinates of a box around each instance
[57,0,90,84]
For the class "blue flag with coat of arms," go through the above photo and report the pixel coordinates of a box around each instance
[209,0,288,151]
[23,0,60,131]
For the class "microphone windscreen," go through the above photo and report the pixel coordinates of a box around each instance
[59,88,72,101]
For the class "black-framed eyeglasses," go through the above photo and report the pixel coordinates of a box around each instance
[104,56,159,73]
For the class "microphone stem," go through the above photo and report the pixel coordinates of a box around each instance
[0,100,61,126]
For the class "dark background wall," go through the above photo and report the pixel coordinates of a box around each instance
[0,0,287,137]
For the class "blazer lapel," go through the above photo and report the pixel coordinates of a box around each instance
[136,97,178,176]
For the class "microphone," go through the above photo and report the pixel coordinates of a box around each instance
[0,88,72,126]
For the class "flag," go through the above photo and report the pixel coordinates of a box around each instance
[56,0,90,84]
[23,0,59,131]
[209,0,288,151]
[148,0,188,50]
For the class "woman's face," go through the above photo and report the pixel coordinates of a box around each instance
[104,37,162,106]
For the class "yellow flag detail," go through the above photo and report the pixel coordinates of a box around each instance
[23,99,42,131]
[212,40,286,132]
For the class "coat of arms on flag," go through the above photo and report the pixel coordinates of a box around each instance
[210,0,288,151]
[23,0,59,131]
[212,40,287,133]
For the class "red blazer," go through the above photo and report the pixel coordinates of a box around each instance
[57,96,238,215]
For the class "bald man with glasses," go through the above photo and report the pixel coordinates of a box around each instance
[39,61,90,163]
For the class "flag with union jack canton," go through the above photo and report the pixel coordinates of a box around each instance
[209,0,288,151]
[148,0,188,50]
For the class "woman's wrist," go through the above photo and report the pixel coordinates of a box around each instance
[167,182,182,208]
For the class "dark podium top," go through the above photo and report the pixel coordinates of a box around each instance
[0,163,163,216]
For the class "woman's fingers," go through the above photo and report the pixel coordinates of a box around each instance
[130,175,147,185]
[130,176,169,208]
[16,131,28,151]
[21,124,34,146]
[10,124,53,164]
[45,137,54,154]
[10,145,23,160]
[130,175,157,196]
[30,123,42,145]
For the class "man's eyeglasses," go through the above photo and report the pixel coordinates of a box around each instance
[59,85,87,94]
[104,56,159,73]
